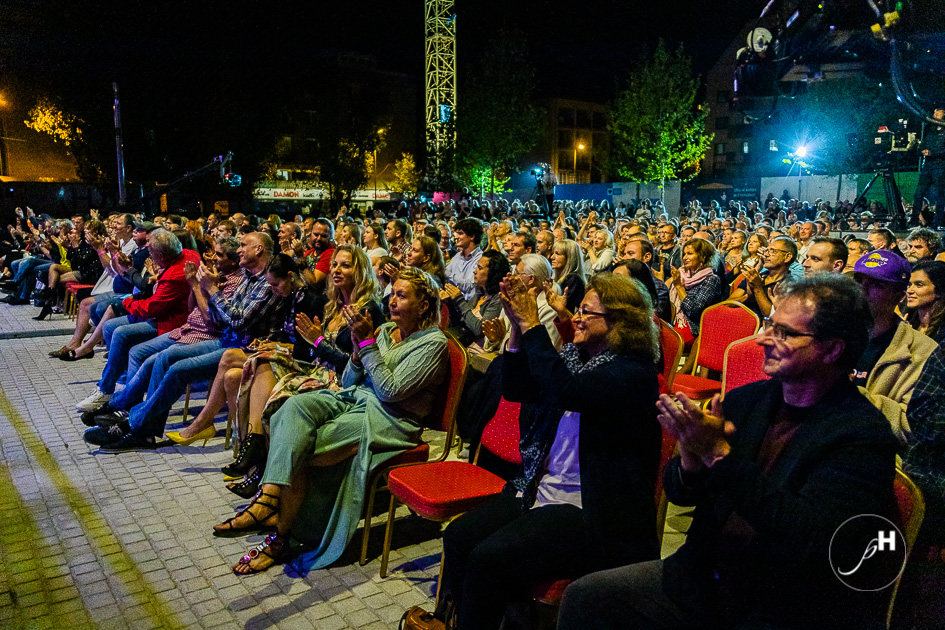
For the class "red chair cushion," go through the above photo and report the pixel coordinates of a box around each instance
[672,374,722,400]
[388,461,506,521]
[386,443,430,468]
[532,579,572,605]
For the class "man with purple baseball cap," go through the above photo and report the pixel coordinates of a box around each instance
[852,249,937,445]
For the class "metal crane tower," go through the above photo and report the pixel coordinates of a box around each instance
[424,0,456,176]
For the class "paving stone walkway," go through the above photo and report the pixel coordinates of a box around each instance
[0,303,687,629]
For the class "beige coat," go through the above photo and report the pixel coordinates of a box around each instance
[860,320,938,446]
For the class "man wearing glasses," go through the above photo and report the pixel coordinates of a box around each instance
[742,236,798,317]
[558,274,900,630]
[652,222,681,281]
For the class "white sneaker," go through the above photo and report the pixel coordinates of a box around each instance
[76,389,111,412]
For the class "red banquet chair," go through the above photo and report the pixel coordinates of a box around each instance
[721,334,770,396]
[532,426,678,607]
[64,282,94,320]
[656,318,685,394]
[887,469,926,628]
[380,396,523,578]
[672,301,760,402]
[304,333,469,568]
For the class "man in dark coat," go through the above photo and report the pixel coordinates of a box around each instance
[559,274,901,630]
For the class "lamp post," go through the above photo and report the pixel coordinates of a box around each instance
[573,142,585,184]
[0,92,9,178]
[374,128,386,202]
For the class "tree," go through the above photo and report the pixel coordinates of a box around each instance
[609,41,712,204]
[24,97,104,183]
[391,153,421,197]
[457,29,545,198]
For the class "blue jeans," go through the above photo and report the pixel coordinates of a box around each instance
[129,345,223,437]
[14,258,51,300]
[91,295,128,326]
[98,316,158,395]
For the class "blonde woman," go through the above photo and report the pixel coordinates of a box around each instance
[550,238,587,313]
[583,227,616,275]
[215,267,448,576]
[194,246,384,497]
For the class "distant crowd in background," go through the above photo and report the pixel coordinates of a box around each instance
[0,190,943,629]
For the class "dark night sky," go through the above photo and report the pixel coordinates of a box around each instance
[3,0,761,101]
[0,0,762,181]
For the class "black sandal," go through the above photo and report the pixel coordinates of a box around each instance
[232,532,291,575]
[226,464,263,499]
[212,489,279,537]
[60,349,94,362]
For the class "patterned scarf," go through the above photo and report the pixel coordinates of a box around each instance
[512,343,617,506]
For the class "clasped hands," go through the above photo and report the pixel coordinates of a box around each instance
[656,393,733,472]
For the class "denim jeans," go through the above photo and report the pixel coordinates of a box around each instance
[90,295,127,326]
[129,345,223,437]
[98,316,158,395]
[14,258,51,300]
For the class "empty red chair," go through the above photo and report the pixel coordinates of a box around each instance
[721,335,770,396]
[672,301,760,401]
[656,318,684,394]
[380,397,522,577]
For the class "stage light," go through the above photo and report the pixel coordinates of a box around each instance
[795,145,809,157]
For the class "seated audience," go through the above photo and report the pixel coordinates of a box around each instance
[423,273,661,629]
[667,237,723,347]
[558,274,900,630]
[213,267,448,576]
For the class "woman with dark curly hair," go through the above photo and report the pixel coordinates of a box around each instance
[440,249,510,349]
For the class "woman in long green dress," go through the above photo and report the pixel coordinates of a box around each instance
[213,266,449,575]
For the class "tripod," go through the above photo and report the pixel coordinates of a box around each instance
[851,166,908,231]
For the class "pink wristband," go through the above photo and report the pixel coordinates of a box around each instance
[358,338,376,349]
[314,336,325,348]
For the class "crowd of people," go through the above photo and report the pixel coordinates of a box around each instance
[0,193,943,629]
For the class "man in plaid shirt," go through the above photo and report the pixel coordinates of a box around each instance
[83,233,282,451]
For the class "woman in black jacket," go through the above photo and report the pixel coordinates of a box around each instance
[430,272,663,630]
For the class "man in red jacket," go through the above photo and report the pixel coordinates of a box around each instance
[76,229,201,413]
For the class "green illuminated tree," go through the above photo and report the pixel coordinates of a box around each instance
[391,153,421,197]
[457,29,545,198]
[609,41,712,203]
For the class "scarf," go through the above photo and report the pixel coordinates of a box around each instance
[668,266,713,328]
[513,343,617,505]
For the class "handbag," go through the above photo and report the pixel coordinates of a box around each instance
[399,606,446,630]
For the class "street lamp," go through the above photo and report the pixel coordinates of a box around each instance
[374,128,386,202]
[0,92,9,179]
[573,142,585,184]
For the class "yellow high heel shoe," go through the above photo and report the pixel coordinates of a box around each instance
[165,424,216,447]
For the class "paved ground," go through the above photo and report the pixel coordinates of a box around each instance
[0,303,688,629]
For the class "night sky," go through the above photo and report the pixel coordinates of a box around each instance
[0,0,761,182]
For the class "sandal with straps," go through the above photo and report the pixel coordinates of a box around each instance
[232,532,291,575]
[212,489,279,538]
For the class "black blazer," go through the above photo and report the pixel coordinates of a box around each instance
[503,325,662,572]
[662,378,900,629]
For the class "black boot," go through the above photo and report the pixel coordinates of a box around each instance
[226,464,263,499]
[221,433,265,477]
[33,301,53,321]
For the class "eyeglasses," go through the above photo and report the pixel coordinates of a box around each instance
[766,248,791,257]
[762,317,817,342]
[575,305,608,319]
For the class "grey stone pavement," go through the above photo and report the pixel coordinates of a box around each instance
[0,303,688,630]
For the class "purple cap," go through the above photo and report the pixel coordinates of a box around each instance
[854,249,911,285]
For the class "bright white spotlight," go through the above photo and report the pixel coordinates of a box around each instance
[795,145,809,157]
